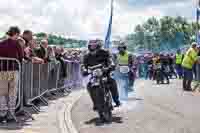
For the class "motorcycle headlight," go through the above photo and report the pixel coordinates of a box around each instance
[93,69,103,77]
[102,77,108,82]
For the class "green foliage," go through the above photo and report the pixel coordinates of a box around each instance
[126,16,199,53]
[34,32,87,48]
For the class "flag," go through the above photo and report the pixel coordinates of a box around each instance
[104,0,114,49]
[197,7,200,22]
[197,0,200,21]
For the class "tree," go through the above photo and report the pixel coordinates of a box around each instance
[125,16,196,53]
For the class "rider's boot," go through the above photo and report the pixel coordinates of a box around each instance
[114,101,121,107]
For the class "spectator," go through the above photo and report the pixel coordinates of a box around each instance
[17,37,26,49]
[22,30,33,61]
[55,47,66,78]
[37,39,48,61]
[22,30,33,47]
[168,54,177,79]
[0,26,23,121]
[29,39,44,64]
[60,46,65,55]
[73,52,80,62]
[47,46,55,62]
[64,51,72,60]
[22,37,44,64]
[53,46,57,54]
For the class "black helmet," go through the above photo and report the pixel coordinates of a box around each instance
[117,41,127,50]
[177,49,181,53]
[87,39,103,52]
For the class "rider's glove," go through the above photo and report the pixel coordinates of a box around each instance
[82,70,88,77]
[81,66,88,76]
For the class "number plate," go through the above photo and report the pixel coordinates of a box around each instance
[119,66,129,73]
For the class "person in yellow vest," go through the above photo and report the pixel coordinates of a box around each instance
[175,49,184,79]
[116,41,134,100]
[182,42,200,91]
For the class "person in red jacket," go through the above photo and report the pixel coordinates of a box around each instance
[0,26,23,122]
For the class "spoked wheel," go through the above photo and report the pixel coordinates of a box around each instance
[98,111,112,123]
[103,91,112,123]
[98,112,104,121]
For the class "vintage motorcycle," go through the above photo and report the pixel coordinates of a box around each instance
[87,64,113,122]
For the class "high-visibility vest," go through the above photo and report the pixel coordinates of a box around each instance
[176,54,183,64]
[182,48,198,69]
[118,52,129,65]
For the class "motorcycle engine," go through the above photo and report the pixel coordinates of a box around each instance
[90,69,103,87]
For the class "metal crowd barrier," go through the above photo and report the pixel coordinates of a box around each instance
[48,61,61,92]
[196,64,200,81]
[61,60,81,89]
[0,57,82,122]
[22,62,50,106]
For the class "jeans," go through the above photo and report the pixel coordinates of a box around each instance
[115,70,129,100]
[193,64,197,80]
[129,78,135,91]
[139,64,144,78]
[146,70,153,80]
[0,71,18,117]
[143,63,148,79]
[169,65,177,79]
[160,70,169,82]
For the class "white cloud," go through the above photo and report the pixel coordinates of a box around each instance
[0,0,196,39]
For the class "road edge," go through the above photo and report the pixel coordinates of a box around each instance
[58,89,85,133]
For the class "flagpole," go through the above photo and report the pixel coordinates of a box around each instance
[196,0,200,44]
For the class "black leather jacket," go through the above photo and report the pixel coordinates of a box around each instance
[81,49,115,76]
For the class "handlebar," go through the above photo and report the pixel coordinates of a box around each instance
[87,64,110,74]
[88,64,102,70]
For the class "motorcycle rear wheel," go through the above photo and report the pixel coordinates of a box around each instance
[103,111,112,123]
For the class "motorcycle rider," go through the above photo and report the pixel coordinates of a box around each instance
[152,54,159,80]
[146,56,154,80]
[160,54,170,84]
[167,54,177,79]
[114,41,134,100]
[81,39,121,111]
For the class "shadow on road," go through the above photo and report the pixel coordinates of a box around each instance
[0,90,73,131]
[126,97,143,101]
[85,116,123,126]
[0,116,31,130]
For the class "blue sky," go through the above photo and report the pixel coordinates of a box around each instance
[0,0,197,39]
[128,0,188,6]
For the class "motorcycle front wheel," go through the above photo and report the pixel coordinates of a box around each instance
[98,111,112,123]
[104,111,112,123]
